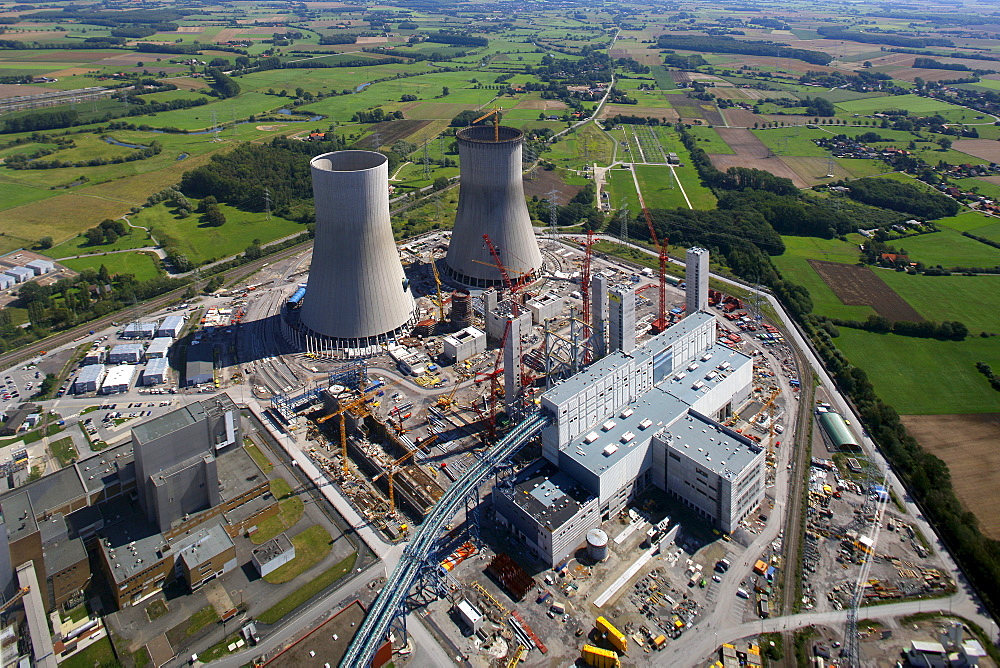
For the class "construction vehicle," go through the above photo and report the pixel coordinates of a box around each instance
[472,106,503,142]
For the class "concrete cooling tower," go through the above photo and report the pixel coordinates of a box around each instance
[284,150,415,357]
[444,125,543,288]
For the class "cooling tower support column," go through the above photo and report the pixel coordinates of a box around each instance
[293,151,416,357]
[445,126,543,288]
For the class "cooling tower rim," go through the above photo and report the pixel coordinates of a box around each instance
[310,150,386,173]
[456,125,523,144]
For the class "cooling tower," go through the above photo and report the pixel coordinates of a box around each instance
[295,151,415,352]
[445,125,543,287]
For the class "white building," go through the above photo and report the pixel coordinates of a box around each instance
[108,343,144,364]
[121,322,158,339]
[143,357,168,386]
[144,338,171,359]
[100,365,136,394]
[608,284,636,354]
[252,535,295,577]
[496,312,762,567]
[526,293,563,325]
[73,364,106,394]
[0,274,13,290]
[686,247,709,316]
[156,315,184,339]
[82,347,106,366]
[442,326,486,363]
[387,343,430,376]
[25,259,54,275]
[4,267,33,283]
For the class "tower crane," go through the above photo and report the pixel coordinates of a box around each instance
[581,229,596,364]
[372,449,416,513]
[472,106,503,142]
[637,196,670,334]
[316,378,401,473]
[428,255,445,323]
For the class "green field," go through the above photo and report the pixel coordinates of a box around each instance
[128,202,305,265]
[834,328,1000,414]
[634,164,688,209]
[605,167,641,213]
[895,226,1000,269]
[835,94,980,123]
[753,127,833,157]
[684,125,734,154]
[879,272,1000,333]
[933,211,998,234]
[772,235,877,321]
[61,251,162,281]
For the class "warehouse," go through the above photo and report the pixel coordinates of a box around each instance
[442,326,486,363]
[0,275,14,290]
[121,322,158,339]
[100,365,136,394]
[25,259,54,275]
[185,350,214,387]
[156,315,184,339]
[73,364,106,394]
[4,266,33,283]
[82,347,106,366]
[817,409,859,451]
[108,343,144,365]
[144,338,171,359]
[143,358,168,386]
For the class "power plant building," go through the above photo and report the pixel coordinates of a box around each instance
[285,151,416,357]
[495,312,763,567]
[686,247,710,315]
[444,126,543,287]
[608,284,636,354]
[442,326,487,363]
[591,272,610,359]
[526,293,564,325]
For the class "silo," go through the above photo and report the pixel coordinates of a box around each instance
[450,289,472,329]
[444,125,543,288]
[587,528,609,562]
[296,151,416,353]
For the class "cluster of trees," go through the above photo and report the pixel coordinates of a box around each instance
[913,57,971,71]
[816,26,954,48]
[802,96,836,117]
[975,362,1000,392]
[205,67,240,99]
[845,177,960,219]
[83,219,130,246]
[6,139,161,170]
[528,184,605,230]
[424,32,488,47]
[1,96,208,134]
[319,35,357,45]
[352,107,404,123]
[663,52,708,69]
[827,314,968,340]
[602,114,668,126]
[655,35,833,66]
[197,196,226,227]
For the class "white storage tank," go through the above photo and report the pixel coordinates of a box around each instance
[587,528,609,562]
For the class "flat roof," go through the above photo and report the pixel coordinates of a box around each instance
[2,490,37,542]
[561,387,687,474]
[158,315,184,331]
[252,533,293,564]
[145,357,169,374]
[175,522,234,570]
[658,411,762,480]
[123,322,158,332]
[77,441,134,493]
[109,343,144,355]
[145,338,171,355]
[76,364,106,384]
[102,365,136,387]
[24,464,87,516]
[507,461,595,531]
[44,534,88,574]
[99,510,167,585]
[131,394,236,446]
[661,344,752,407]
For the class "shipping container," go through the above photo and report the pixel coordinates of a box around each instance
[596,616,628,654]
[581,645,620,668]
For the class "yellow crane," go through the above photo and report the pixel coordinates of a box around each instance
[435,380,461,411]
[0,587,29,615]
[428,255,445,322]
[316,378,401,473]
[472,106,503,142]
[372,449,415,512]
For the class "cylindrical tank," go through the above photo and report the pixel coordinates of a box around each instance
[300,151,415,344]
[450,289,472,329]
[587,528,609,562]
[445,125,543,288]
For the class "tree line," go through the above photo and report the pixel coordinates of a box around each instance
[655,34,833,66]
[845,177,960,219]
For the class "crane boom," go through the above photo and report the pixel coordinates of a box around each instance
[640,205,670,334]
[581,230,595,364]
[472,106,503,142]
[316,378,401,473]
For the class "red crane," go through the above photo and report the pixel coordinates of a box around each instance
[476,234,528,437]
[581,229,596,363]
[640,206,670,334]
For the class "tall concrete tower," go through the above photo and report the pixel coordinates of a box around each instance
[504,312,524,417]
[445,125,543,287]
[296,151,416,353]
[591,272,610,359]
[609,284,636,354]
[686,247,709,316]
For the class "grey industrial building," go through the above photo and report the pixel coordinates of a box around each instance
[108,343,144,364]
[25,259,54,275]
[131,394,240,532]
[444,126,543,287]
[156,315,184,339]
[494,312,763,567]
[686,247,710,315]
[485,300,531,345]
[526,293,564,325]
[143,358,168,386]
[0,274,13,290]
[121,322,158,339]
[442,326,487,363]
[72,364,106,394]
[4,266,33,283]
[608,283,636,354]
[251,534,295,577]
[82,347,106,366]
[144,338,171,359]
[185,346,214,386]
[285,150,416,357]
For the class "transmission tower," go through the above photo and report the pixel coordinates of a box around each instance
[211,110,222,143]
[264,187,272,220]
[547,187,561,240]
[371,132,382,150]
[827,156,836,178]
[618,203,630,245]
[423,139,431,179]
